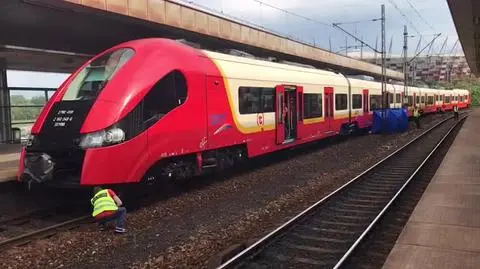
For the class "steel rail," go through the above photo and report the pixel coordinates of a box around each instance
[332,113,468,269]
[216,111,468,269]
[0,215,90,249]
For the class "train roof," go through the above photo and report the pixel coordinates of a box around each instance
[201,50,350,87]
[110,38,468,94]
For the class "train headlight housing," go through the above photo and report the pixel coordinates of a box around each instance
[79,127,125,149]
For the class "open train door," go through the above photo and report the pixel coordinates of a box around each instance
[363,89,369,114]
[296,86,304,140]
[324,87,334,131]
[275,85,286,144]
[275,85,300,144]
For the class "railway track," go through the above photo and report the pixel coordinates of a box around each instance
[0,205,90,250]
[0,112,465,255]
[215,113,468,269]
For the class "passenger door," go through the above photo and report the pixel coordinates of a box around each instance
[296,86,304,140]
[324,87,334,131]
[363,89,369,114]
[275,85,286,145]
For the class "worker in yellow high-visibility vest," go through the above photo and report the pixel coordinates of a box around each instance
[413,106,420,128]
[91,186,127,233]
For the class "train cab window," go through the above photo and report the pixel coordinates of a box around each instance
[63,48,135,101]
[370,95,382,110]
[389,93,394,104]
[303,93,322,118]
[407,96,413,106]
[335,94,348,110]
[352,94,362,109]
[239,87,275,114]
[142,70,188,127]
[395,94,401,103]
[427,96,434,105]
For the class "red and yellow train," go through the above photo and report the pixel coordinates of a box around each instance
[18,38,471,187]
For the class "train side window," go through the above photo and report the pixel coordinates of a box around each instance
[407,96,413,106]
[238,87,275,114]
[142,70,187,127]
[395,93,401,103]
[352,94,362,109]
[389,93,394,104]
[303,93,322,119]
[445,96,450,103]
[416,96,420,104]
[370,95,382,110]
[440,95,443,101]
[427,96,434,105]
[335,94,348,110]
[421,96,425,103]
[262,88,275,112]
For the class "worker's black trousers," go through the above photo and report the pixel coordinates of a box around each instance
[414,117,420,128]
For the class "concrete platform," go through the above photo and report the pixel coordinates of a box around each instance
[0,144,21,183]
[382,109,480,269]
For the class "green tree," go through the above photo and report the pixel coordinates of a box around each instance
[30,96,46,105]
[10,95,28,106]
[10,94,46,123]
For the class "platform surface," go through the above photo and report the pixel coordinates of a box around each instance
[0,144,21,182]
[382,109,480,269]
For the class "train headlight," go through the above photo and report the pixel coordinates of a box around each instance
[79,127,125,149]
[105,128,125,144]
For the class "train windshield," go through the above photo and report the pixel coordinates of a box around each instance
[62,48,135,101]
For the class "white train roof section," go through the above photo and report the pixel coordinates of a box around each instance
[203,50,350,88]
[202,50,469,97]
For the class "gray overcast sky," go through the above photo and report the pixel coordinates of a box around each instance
[9,0,461,89]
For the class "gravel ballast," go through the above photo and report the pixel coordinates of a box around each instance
[0,113,454,269]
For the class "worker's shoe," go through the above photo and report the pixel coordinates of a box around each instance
[115,227,126,233]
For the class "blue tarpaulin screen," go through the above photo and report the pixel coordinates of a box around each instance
[372,108,409,134]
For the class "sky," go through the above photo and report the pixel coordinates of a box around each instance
[9,0,461,89]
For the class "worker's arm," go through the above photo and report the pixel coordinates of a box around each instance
[108,189,123,207]
[113,195,123,207]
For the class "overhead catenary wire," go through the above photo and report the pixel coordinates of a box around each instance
[404,0,436,32]
[251,0,332,27]
[387,0,421,35]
